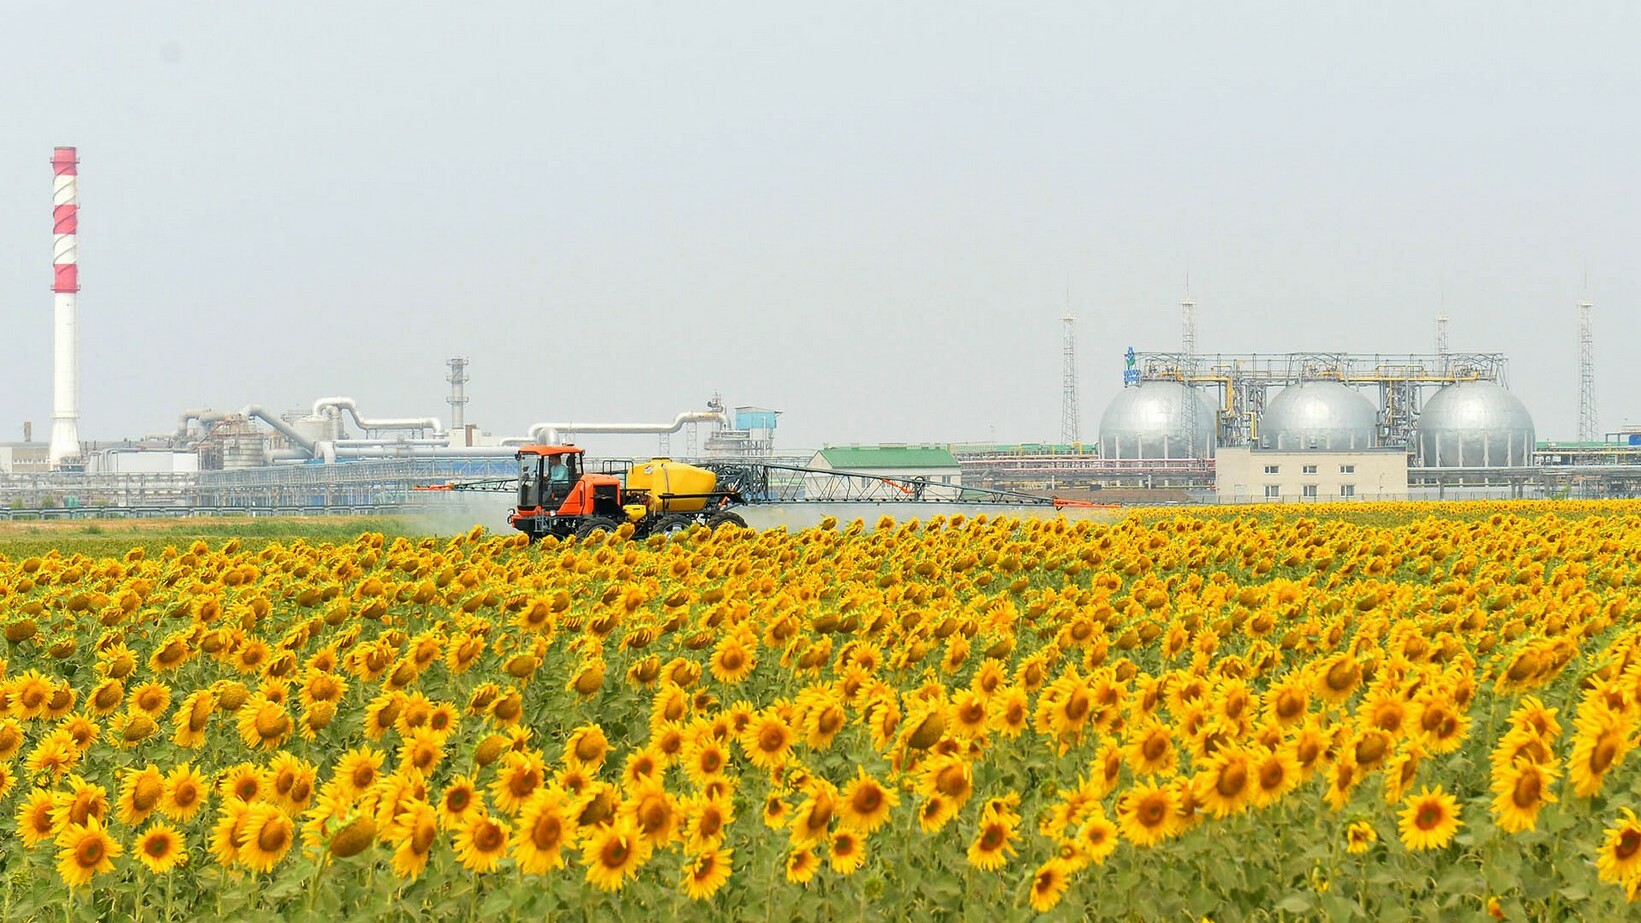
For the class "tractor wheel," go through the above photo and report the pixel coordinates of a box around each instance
[707,511,748,531]
[572,516,620,541]
[652,514,696,538]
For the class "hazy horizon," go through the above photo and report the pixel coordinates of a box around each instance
[2,3,1636,457]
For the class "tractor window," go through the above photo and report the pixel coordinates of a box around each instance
[518,457,541,509]
[548,456,572,488]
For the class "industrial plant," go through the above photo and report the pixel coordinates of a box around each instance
[3,147,1637,519]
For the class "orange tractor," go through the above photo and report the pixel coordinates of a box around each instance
[507,445,747,541]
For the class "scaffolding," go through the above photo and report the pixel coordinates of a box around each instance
[1130,351,1508,449]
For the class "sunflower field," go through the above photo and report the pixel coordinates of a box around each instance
[3,502,1641,921]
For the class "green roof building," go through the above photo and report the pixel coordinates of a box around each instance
[805,444,963,499]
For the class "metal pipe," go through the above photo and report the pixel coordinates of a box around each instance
[526,411,729,444]
[332,445,520,459]
[236,406,316,453]
[176,409,229,439]
[311,397,442,434]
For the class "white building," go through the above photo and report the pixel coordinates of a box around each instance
[1215,446,1408,503]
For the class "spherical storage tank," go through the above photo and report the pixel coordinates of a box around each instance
[1258,381,1378,451]
[1415,381,1535,467]
[1098,381,1215,459]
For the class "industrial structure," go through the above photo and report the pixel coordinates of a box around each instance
[49,147,82,471]
[5,149,1634,515]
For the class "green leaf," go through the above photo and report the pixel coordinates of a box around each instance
[480,889,514,918]
[1319,893,1358,921]
[1275,892,1316,914]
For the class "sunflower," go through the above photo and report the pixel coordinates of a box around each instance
[1490,758,1559,834]
[86,679,124,716]
[709,635,757,685]
[785,845,820,883]
[1344,819,1378,854]
[25,731,79,780]
[565,725,611,768]
[1029,859,1073,912]
[397,728,446,779]
[18,788,59,847]
[1398,786,1461,851]
[438,775,482,827]
[838,769,897,834]
[237,802,295,872]
[513,789,577,874]
[454,813,511,873]
[787,786,837,845]
[1116,781,1180,847]
[116,764,167,826]
[234,695,292,751]
[581,817,650,891]
[1124,722,1178,778]
[966,812,1018,871]
[621,748,664,790]
[622,780,679,847]
[1249,746,1300,809]
[1569,708,1634,798]
[1598,808,1641,885]
[161,763,209,822]
[828,828,866,875]
[740,712,795,770]
[804,700,849,751]
[267,752,318,813]
[1075,810,1120,866]
[134,823,187,873]
[1197,747,1253,819]
[130,681,172,717]
[52,775,109,831]
[684,739,731,786]
[334,747,386,799]
[1313,652,1363,704]
[55,816,121,888]
[171,690,214,748]
[681,795,735,853]
[917,754,973,810]
[490,751,547,816]
[990,687,1029,739]
[682,846,734,900]
[388,800,439,881]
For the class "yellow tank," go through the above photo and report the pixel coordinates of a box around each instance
[628,459,718,512]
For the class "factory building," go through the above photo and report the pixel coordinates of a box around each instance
[1215,448,1409,503]
[805,445,962,499]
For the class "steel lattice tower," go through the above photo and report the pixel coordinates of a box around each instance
[1434,315,1448,358]
[1579,301,1597,442]
[1181,296,1197,356]
[1060,315,1079,444]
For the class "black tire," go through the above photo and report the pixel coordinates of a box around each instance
[651,514,697,538]
[572,516,620,540]
[706,510,747,530]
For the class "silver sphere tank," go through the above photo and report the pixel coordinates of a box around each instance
[1416,381,1535,467]
[1098,381,1215,459]
[1258,381,1378,451]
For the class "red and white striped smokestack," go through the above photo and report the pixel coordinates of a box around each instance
[49,146,82,468]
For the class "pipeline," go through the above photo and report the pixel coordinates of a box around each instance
[526,411,729,444]
[312,397,442,435]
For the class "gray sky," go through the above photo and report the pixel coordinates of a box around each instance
[1,2,1636,455]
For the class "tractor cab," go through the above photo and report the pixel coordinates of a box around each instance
[517,445,582,510]
[509,445,629,540]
